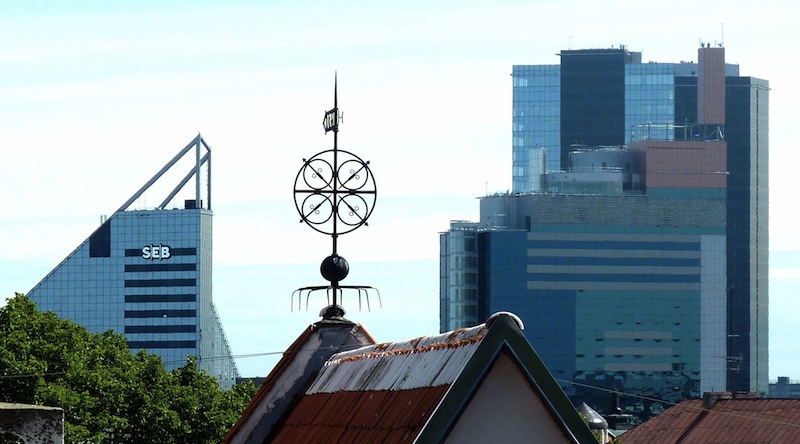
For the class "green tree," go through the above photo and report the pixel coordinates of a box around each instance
[0,294,256,444]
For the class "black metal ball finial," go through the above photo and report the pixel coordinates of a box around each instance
[320,254,349,283]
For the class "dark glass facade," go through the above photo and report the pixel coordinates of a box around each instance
[442,192,728,418]
[445,45,769,414]
[674,74,770,392]
[724,77,769,393]
[560,49,629,166]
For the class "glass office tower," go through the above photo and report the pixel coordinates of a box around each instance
[28,135,239,389]
[444,45,769,414]
[512,64,560,189]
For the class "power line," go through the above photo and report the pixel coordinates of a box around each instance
[0,344,360,380]
[2,347,800,430]
[557,377,800,429]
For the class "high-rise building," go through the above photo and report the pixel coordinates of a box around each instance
[27,135,239,389]
[441,45,768,414]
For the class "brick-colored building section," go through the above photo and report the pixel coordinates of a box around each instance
[698,46,726,125]
[632,140,727,189]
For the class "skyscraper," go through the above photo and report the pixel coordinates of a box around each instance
[27,135,239,389]
[441,45,768,413]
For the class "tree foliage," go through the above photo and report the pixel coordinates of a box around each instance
[0,294,256,444]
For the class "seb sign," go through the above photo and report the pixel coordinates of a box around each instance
[142,244,172,260]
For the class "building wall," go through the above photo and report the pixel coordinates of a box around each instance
[633,140,727,190]
[769,377,800,398]
[28,208,238,389]
[672,73,769,394]
[725,76,769,394]
[480,225,726,409]
[444,352,576,443]
[625,63,676,143]
[698,46,726,125]
[0,403,63,444]
[559,49,629,168]
[479,194,726,230]
[511,64,560,189]
[439,222,479,331]
[500,45,769,398]
[443,192,727,414]
[478,230,576,386]
[700,234,728,393]
[445,46,767,417]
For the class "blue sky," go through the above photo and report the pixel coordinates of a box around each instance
[2,1,799,379]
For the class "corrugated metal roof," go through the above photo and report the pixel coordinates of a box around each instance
[223,321,376,444]
[308,324,487,393]
[269,325,488,443]
[622,398,800,443]
[271,387,450,444]
[231,313,600,444]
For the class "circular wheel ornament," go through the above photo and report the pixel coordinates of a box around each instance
[293,148,376,236]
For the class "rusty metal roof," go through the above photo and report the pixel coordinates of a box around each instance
[270,325,487,444]
[271,387,449,444]
[308,324,487,394]
[223,319,376,444]
[228,313,599,444]
[621,398,800,443]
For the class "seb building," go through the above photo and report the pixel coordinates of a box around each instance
[28,136,238,389]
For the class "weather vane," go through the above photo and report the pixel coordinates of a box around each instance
[292,74,380,319]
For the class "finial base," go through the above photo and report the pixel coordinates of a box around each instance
[320,304,346,320]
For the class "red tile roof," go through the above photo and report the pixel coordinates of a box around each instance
[621,398,800,443]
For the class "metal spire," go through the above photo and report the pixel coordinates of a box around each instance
[292,74,380,319]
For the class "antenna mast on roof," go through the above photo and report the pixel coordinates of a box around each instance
[292,74,380,319]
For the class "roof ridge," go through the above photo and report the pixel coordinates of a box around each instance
[327,324,487,365]
[330,334,486,365]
